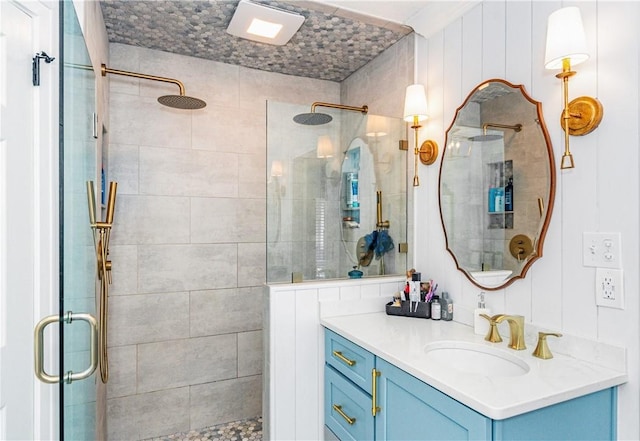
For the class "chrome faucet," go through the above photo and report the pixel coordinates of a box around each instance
[494,314,526,350]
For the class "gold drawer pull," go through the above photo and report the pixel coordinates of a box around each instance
[333,404,356,425]
[333,350,356,366]
[372,368,380,416]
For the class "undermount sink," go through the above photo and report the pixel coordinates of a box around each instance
[424,341,530,377]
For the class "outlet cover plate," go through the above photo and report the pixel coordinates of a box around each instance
[583,232,622,268]
[595,268,624,309]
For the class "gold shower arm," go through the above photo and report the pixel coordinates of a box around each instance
[482,123,523,133]
[311,102,368,114]
[101,64,185,96]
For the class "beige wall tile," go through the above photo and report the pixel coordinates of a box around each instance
[137,335,237,393]
[189,376,262,429]
[109,292,189,346]
[108,245,138,296]
[138,244,237,293]
[238,330,263,377]
[110,93,192,148]
[190,287,263,337]
[108,143,139,195]
[107,345,137,399]
[191,198,265,244]
[139,146,239,198]
[111,195,190,245]
[107,387,190,440]
[237,243,266,288]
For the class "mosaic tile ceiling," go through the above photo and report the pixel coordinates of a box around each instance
[99,0,413,82]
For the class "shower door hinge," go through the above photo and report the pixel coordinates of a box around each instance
[398,140,408,151]
[93,113,99,139]
[32,51,55,86]
[398,243,408,253]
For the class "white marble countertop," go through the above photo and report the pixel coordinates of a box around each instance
[321,312,628,420]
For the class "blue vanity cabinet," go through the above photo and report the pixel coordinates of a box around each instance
[324,328,618,441]
[324,329,490,440]
[375,357,492,440]
[492,387,617,440]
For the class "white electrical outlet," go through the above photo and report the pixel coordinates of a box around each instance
[583,232,622,268]
[595,268,624,309]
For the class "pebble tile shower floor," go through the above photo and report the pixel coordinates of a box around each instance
[142,417,262,441]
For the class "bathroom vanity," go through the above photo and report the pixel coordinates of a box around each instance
[322,314,626,440]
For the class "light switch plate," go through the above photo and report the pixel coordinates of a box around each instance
[583,232,622,268]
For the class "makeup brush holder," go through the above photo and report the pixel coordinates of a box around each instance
[386,300,432,319]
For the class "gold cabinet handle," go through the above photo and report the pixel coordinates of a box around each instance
[332,404,356,425]
[34,311,98,384]
[332,350,356,367]
[372,368,381,416]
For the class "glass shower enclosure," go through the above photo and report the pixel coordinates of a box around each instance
[267,101,407,283]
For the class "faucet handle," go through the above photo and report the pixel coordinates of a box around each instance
[479,314,503,343]
[532,332,563,359]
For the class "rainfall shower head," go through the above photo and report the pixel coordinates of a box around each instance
[468,133,503,142]
[157,94,207,110]
[293,112,333,125]
[293,102,368,125]
[468,122,522,142]
[101,64,206,110]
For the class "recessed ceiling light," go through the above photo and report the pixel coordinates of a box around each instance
[227,0,305,46]
[247,18,283,39]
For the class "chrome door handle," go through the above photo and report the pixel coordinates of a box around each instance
[34,311,98,384]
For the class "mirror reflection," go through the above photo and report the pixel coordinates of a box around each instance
[439,79,556,289]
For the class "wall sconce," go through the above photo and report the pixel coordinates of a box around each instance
[366,114,388,138]
[270,160,285,195]
[545,6,603,169]
[316,135,334,158]
[270,160,283,177]
[403,84,438,187]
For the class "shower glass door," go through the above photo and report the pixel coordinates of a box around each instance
[60,1,99,438]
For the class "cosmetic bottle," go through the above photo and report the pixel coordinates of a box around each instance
[440,292,453,321]
[474,292,490,335]
[505,177,513,211]
[494,187,505,212]
[431,295,441,320]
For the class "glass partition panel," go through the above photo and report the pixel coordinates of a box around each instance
[60,1,98,438]
[267,101,406,282]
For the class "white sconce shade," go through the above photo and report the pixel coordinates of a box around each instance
[270,160,283,177]
[403,84,428,123]
[544,6,589,70]
[366,115,388,137]
[316,135,333,158]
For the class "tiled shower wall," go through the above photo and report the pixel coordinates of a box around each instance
[105,42,339,440]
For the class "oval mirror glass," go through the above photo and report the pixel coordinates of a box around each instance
[438,79,556,290]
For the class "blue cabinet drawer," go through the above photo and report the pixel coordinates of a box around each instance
[325,364,375,441]
[325,329,375,394]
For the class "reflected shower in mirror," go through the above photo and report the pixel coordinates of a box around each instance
[267,101,407,283]
[438,79,556,290]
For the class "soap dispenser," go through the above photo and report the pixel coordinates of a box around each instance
[474,292,491,335]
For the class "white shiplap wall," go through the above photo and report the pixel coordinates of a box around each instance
[413,2,639,439]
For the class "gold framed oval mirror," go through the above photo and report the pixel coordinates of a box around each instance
[438,79,556,290]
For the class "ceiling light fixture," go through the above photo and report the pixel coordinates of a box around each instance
[227,0,305,46]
